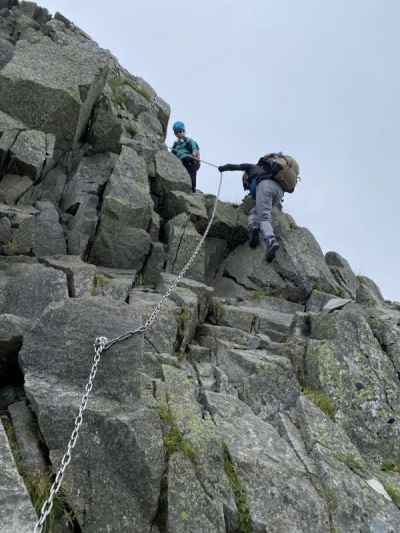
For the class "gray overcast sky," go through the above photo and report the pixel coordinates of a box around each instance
[40,0,399,301]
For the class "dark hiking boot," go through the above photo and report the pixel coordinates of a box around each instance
[265,237,279,262]
[249,229,260,248]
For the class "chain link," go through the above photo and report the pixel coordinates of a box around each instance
[33,336,108,533]
[33,171,223,532]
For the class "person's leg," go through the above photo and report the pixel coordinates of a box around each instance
[256,180,282,261]
[182,157,197,192]
[248,205,260,248]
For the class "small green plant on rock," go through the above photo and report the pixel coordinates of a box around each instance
[303,387,336,420]
[384,482,400,508]
[223,445,252,533]
[381,462,400,474]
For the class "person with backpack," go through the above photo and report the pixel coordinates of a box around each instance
[171,121,200,193]
[218,153,299,262]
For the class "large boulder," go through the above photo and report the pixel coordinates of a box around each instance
[151,150,192,199]
[325,251,358,298]
[0,34,111,148]
[0,257,68,319]
[304,305,400,464]
[19,297,165,532]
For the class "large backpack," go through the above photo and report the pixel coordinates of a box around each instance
[259,153,300,193]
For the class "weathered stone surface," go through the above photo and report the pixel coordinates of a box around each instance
[61,152,116,214]
[205,237,228,284]
[152,150,192,197]
[295,395,400,532]
[129,289,178,354]
[92,267,136,302]
[322,296,352,313]
[18,166,67,206]
[6,129,54,179]
[325,251,358,298]
[0,35,111,148]
[90,224,151,270]
[66,194,98,257]
[0,36,14,68]
[165,213,206,283]
[89,148,153,270]
[168,452,226,533]
[214,340,300,424]
[8,400,48,475]
[88,95,123,153]
[40,255,96,297]
[0,258,68,319]
[143,242,165,287]
[0,174,33,204]
[205,195,248,246]
[0,215,12,243]
[0,422,37,533]
[162,190,208,231]
[209,299,295,342]
[304,306,400,464]
[204,392,330,532]
[357,275,385,307]
[31,200,66,256]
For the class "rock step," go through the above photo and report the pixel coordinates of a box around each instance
[208,299,296,342]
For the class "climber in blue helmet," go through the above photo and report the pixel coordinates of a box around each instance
[171,121,200,193]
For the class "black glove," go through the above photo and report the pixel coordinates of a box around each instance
[218,164,229,172]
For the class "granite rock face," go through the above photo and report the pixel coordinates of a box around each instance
[0,3,399,533]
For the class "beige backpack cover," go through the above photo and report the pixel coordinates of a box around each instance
[263,153,300,193]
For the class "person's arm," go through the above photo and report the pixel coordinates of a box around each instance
[218,163,254,172]
[189,139,200,159]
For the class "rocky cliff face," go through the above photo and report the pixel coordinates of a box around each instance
[0,3,400,533]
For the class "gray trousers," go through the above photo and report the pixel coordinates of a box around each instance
[248,179,284,241]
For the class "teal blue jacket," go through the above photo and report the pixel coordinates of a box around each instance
[172,137,199,160]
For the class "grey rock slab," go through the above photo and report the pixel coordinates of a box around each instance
[165,213,206,283]
[8,400,48,475]
[31,200,66,256]
[0,36,111,148]
[322,296,352,313]
[204,391,330,532]
[168,452,226,533]
[18,166,67,206]
[29,383,164,533]
[209,299,294,341]
[90,224,151,270]
[61,152,116,214]
[0,258,68,319]
[273,210,341,299]
[0,215,12,243]
[204,194,248,246]
[305,307,400,464]
[143,242,165,288]
[0,421,37,533]
[20,297,144,404]
[7,129,53,180]
[40,255,96,297]
[110,145,149,191]
[306,289,339,312]
[153,150,192,197]
[66,195,98,257]
[296,395,400,532]
[157,272,214,323]
[204,237,228,285]
[0,36,14,68]
[357,275,385,307]
[0,174,33,204]
[215,341,300,424]
[325,250,358,298]
[129,289,178,355]
[88,95,123,154]
[222,241,288,292]
[162,189,208,230]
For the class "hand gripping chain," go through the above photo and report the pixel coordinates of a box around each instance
[33,170,223,532]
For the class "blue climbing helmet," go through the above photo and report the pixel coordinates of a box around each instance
[173,121,185,132]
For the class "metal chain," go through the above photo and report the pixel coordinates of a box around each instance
[33,171,223,532]
[33,336,108,533]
